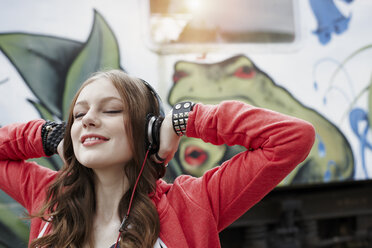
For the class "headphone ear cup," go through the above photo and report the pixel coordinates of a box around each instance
[145,114,155,153]
[152,115,164,152]
[145,114,164,155]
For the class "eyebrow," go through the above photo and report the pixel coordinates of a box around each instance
[74,96,123,107]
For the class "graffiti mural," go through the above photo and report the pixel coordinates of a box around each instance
[166,55,354,185]
[309,0,353,45]
[0,0,371,247]
[319,44,372,180]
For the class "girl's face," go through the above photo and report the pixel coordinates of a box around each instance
[71,78,133,170]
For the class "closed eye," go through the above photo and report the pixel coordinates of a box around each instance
[73,110,123,120]
[74,113,85,119]
[104,110,123,114]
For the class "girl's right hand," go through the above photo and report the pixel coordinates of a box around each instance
[153,110,182,166]
[57,139,66,164]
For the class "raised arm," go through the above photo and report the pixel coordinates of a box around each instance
[174,100,315,231]
[0,120,46,160]
[0,120,56,210]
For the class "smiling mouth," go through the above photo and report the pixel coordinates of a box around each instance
[81,135,109,146]
[82,138,108,146]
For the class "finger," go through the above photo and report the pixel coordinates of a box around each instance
[57,139,66,164]
[153,152,166,164]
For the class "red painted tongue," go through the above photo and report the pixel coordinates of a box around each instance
[185,146,208,167]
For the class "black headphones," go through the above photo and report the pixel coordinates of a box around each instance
[141,79,165,158]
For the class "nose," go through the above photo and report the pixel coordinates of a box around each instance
[81,110,100,128]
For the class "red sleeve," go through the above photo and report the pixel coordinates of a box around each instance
[0,119,47,160]
[178,100,315,231]
[0,120,57,212]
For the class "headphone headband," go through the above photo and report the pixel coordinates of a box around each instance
[140,79,165,117]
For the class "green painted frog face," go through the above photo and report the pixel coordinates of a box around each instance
[167,55,354,185]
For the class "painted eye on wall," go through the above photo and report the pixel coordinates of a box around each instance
[234,66,255,79]
[173,70,189,83]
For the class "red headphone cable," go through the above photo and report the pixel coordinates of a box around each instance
[114,145,151,248]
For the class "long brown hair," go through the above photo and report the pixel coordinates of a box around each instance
[31,70,163,248]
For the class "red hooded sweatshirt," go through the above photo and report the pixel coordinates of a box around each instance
[0,101,315,247]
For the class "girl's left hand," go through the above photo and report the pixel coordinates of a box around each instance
[152,110,181,166]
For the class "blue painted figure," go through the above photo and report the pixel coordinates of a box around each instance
[309,0,352,45]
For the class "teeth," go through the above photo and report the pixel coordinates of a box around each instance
[85,137,101,142]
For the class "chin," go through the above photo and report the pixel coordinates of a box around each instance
[77,157,128,171]
[78,160,102,169]
[76,155,104,168]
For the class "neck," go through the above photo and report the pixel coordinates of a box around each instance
[93,166,129,223]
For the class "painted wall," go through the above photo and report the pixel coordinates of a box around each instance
[0,0,371,246]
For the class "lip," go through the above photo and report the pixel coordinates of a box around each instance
[81,134,109,146]
[184,145,208,167]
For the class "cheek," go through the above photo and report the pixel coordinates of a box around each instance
[119,126,133,153]
[120,128,131,147]
[70,124,80,146]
